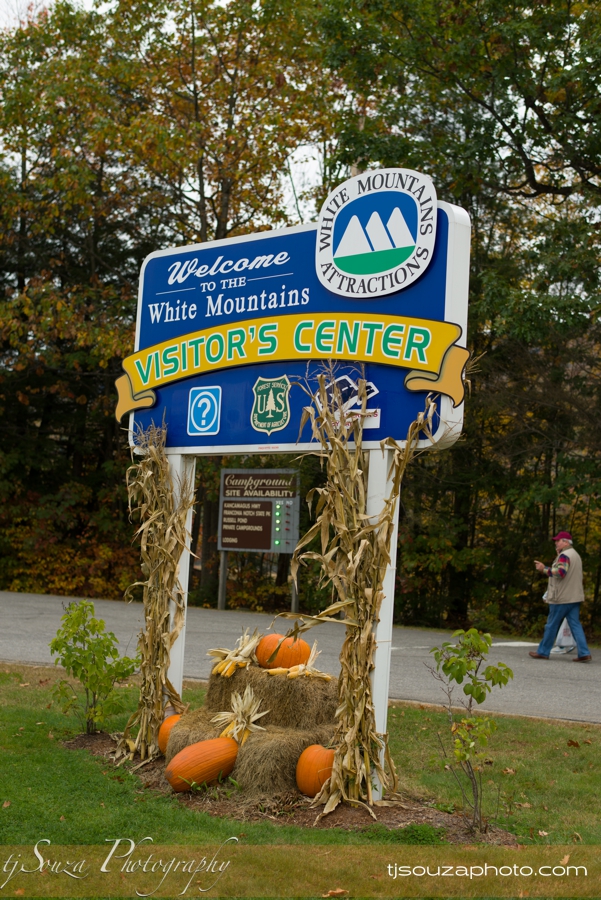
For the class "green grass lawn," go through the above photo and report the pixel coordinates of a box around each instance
[388,703,601,845]
[1,663,599,848]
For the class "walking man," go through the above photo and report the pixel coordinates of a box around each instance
[530,531,592,662]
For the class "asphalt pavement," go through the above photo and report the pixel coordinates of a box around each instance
[1,591,599,723]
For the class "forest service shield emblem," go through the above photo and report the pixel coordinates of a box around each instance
[251,375,291,436]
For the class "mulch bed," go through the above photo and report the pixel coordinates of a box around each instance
[65,732,518,846]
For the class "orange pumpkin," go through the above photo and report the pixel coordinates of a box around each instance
[165,737,238,792]
[256,633,311,669]
[158,714,181,754]
[296,744,335,797]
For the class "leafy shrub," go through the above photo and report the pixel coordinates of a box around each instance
[49,600,138,733]
[429,628,513,832]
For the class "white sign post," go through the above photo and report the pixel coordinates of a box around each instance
[367,448,400,800]
[166,454,196,700]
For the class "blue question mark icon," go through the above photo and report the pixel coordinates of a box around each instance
[187,387,221,435]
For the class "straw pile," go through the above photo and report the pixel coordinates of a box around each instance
[166,711,335,795]
[205,665,338,729]
[233,724,335,795]
[165,664,338,795]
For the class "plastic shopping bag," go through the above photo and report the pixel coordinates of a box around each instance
[551,618,575,654]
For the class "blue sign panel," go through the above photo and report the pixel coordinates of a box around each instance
[116,170,470,453]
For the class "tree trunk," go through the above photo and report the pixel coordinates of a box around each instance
[200,497,220,602]
[275,552,291,587]
[188,480,204,591]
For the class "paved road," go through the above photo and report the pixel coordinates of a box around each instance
[1,591,599,723]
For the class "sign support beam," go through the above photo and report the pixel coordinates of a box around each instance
[218,551,228,610]
[367,447,401,801]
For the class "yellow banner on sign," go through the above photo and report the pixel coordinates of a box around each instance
[115,312,468,421]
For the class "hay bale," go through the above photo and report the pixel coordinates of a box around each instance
[165,707,221,763]
[205,666,338,729]
[232,724,335,796]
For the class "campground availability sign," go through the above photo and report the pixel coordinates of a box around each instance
[116,168,471,452]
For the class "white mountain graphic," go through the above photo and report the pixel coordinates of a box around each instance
[334,215,372,257]
[334,207,414,258]
[386,207,414,248]
[366,211,394,251]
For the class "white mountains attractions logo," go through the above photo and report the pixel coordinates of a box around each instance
[316,168,437,299]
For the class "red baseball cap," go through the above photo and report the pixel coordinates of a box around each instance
[552,531,573,542]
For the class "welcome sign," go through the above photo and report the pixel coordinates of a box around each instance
[116,168,470,453]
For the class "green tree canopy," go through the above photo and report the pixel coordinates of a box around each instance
[316,0,601,631]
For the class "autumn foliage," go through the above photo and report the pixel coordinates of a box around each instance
[2,0,601,636]
[0,0,329,600]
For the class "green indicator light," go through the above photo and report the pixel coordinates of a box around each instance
[276,527,280,531]
[274,540,280,545]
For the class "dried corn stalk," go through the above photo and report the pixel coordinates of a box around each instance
[211,685,269,744]
[208,629,262,677]
[288,371,436,816]
[118,424,195,762]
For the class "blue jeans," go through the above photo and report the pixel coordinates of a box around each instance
[538,603,590,658]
